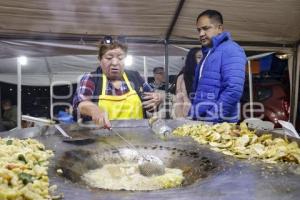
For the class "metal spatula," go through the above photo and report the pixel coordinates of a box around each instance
[109,128,165,177]
[55,125,98,144]
[22,115,97,143]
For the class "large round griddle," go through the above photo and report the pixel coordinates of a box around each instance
[1,119,300,200]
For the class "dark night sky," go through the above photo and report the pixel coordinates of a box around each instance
[0,82,76,117]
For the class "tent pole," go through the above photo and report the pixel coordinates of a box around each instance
[0,86,2,118]
[290,45,300,126]
[50,78,53,120]
[288,54,294,101]
[44,57,53,120]
[164,40,170,119]
[248,60,254,118]
[143,56,148,82]
[17,62,22,129]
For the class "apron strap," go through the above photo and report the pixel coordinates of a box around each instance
[101,74,107,95]
[123,72,134,92]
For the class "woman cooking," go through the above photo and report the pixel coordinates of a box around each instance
[72,37,163,128]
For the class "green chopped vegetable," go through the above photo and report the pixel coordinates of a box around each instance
[18,172,33,185]
[18,154,27,164]
[6,140,13,145]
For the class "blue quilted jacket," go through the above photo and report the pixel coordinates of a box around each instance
[189,32,246,123]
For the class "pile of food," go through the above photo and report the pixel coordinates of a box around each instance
[173,122,300,164]
[0,138,54,200]
[82,162,184,191]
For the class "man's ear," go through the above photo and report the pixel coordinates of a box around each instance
[219,24,224,31]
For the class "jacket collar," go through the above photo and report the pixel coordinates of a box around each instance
[202,31,231,54]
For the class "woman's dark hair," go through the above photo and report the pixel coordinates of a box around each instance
[183,47,201,98]
[169,48,201,96]
[98,39,128,59]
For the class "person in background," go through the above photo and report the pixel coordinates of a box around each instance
[57,107,74,124]
[73,37,163,128]
[173,47,202,118]
[0,99,17,131]
[189,9,246,122]
[149,67,168,91]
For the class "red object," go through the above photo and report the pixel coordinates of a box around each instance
[246,60,260,74]
[241,80,290,127]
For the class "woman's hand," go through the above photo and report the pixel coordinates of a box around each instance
[142,92,164,112]
[78,101,111,128]
[90,108,111,128]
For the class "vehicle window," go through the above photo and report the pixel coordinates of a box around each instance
[256,87,272,101]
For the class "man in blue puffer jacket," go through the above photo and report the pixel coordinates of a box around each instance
[189,9,246,123]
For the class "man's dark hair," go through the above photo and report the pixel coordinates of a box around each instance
[196,9,223,25]
[1,99,12,106]
[153,67,164,74]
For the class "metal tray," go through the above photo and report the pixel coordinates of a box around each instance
[1,119,300,200]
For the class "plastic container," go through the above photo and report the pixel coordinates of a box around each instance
[141,82,155,113]
[150,118,172,138]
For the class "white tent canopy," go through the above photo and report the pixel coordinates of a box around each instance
[0,0,299,44]
[0,0,299,86]
[0,54,185,86]
[0,40,189,85]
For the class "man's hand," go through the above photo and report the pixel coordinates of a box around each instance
[142,92,164,112]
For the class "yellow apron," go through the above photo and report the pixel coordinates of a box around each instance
[98,73,144,120]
